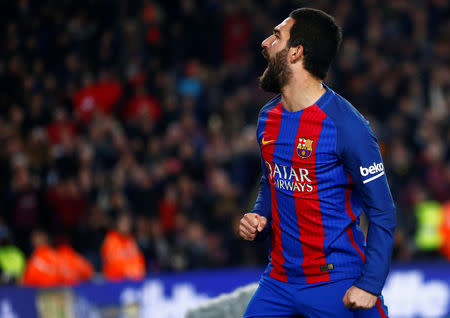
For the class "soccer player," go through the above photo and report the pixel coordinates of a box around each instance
[239,8,396,318]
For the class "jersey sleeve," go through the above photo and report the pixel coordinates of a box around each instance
[337,118,396,295]
[250,159,272,219]
[249,158,272,242]
[249,108,273,241]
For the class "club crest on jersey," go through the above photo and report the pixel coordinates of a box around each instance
[296,138,313,159]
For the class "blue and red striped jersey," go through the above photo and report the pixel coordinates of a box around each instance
[251,84,396,295]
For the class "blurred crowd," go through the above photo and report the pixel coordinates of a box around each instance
[0,0,449,286]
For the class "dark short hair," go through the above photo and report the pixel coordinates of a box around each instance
[288,8,342,80]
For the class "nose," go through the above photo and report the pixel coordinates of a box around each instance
[261,35,274,48]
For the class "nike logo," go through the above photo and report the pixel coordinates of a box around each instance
[262,138,275,146]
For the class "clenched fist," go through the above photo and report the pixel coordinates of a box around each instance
[342,286,377,309]
[239,213,268,241]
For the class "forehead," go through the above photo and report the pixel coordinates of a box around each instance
[274,17,294,35]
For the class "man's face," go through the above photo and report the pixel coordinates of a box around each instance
[117,214,132,235]
[259,18,294,93]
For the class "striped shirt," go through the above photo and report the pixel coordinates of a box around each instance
[252,85,396,295]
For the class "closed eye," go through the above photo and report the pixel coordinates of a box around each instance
[273,29,281,39]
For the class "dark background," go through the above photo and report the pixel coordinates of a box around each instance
[0,0,449,278]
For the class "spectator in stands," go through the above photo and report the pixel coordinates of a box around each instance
[22,229,61,287]
[0,0,448,286]
[56,241,94,286]
[76,205,110,272]
[414,200,443,259]
[23,229,94,287]
[440,201,450,260]
[4,163,42,254]
[45,177,89,239]
[0,223,25,284]
[101,212,146,281]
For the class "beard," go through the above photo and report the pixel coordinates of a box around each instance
[259,47,292,93]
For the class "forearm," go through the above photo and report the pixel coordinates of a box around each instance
[250,175,272,220]
[354,206,396,295]
[248,174,272,241]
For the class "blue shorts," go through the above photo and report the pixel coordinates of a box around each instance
[244,276,389,318]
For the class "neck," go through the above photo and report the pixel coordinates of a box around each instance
[281,73,325,112]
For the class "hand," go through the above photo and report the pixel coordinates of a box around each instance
[343,286,377,309]
[239,213,268,241]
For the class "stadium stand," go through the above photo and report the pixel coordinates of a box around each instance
[0,0,448,284]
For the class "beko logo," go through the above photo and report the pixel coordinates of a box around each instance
[360,162,384,184]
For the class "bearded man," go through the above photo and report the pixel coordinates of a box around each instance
[239,8,396,318]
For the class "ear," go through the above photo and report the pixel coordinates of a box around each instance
[289,45,303,63]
